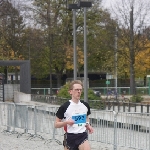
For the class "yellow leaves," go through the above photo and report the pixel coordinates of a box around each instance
[66,62,73,69]
[1,48,25,60]
[9,50,15,58]
[65,44,84,70]
[116,48,130,78]
[77,48,84,65]
[65,44,73,69]
[135,46,150,77]
[18,55,24,60]
[16,66,20,70]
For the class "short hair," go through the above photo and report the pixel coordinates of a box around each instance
[69,80,83,90]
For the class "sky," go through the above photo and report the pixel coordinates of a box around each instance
[101,0,150,9]
[11,0,150,27]
[101,0,150,27]
[101,0,114,8]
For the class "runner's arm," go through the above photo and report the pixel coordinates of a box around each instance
[55,117,74,128]
[85,116,94,134]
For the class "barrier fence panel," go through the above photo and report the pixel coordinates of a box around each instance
[116,112,150,150]
[6,102,15,132]
[27,105,36,133]
[0,102,8,127]
[89,110,150,150]
[1,102,150,150]
[89,110,115,144]
[32,105,64,143]
[14,104,34,135]
[46,106,64,144]
[31,95,57,104]
[34,106,58,138]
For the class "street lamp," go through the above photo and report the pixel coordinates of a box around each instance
[68,3,80,80]
[114,27,118,98]
[78,0,92,103]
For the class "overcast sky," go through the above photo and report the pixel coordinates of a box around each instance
[101,0,150,26]
[101,0,116,9]
[101,0,150,9]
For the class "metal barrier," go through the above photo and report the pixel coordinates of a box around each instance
[0,102,7,126]
[31,95,57,104]
[89,110,150,150]
[5,102,15,132]
[0,102,150,149]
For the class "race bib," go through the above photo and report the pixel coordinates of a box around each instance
[72,114,86,127]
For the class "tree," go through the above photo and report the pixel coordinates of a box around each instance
[109,0,150,94]
[135,42,150,77]
[0,0,26,82]
[73,1,117,75]
[21,0,118,88]
[22,27,46,77]
[30,0,72,90]
[0,0,25,57]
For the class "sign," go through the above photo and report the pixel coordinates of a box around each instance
[72,114,86,128]
[106,81,110,85]
[106,74,113,80]
[147,75,150,78]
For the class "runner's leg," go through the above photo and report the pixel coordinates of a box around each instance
[64,147,69,150]
[78,140,90,150]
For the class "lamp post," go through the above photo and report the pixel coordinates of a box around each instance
[114,27,118,98]
[68,4,80,80]
[27,40,30,60]
[78,0,92,103]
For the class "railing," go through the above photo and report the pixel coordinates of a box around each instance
[0,101,150,150]
[92,87,150,95]
[31,86,150,95]
[31,95,150,113]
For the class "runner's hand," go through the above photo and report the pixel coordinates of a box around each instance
[66,119,75,126]
[86,124,94,134]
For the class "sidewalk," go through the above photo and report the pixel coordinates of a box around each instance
[1,127,134,150]
[0,126,113,150]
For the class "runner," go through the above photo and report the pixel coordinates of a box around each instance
[55,80,94,150]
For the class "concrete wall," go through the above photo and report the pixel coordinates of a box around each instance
[2,84,31,103]
[14,91,31,103]
[4,84,20,101]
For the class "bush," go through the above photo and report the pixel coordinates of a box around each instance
[57,82,101,100]
[57,82,71,99]
[130,95,144,103]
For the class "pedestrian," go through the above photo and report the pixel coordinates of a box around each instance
[55,80,94,150]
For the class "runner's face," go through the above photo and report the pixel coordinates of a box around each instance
[70,84,82,100]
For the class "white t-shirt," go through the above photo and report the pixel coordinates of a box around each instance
[56,100,91,134]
